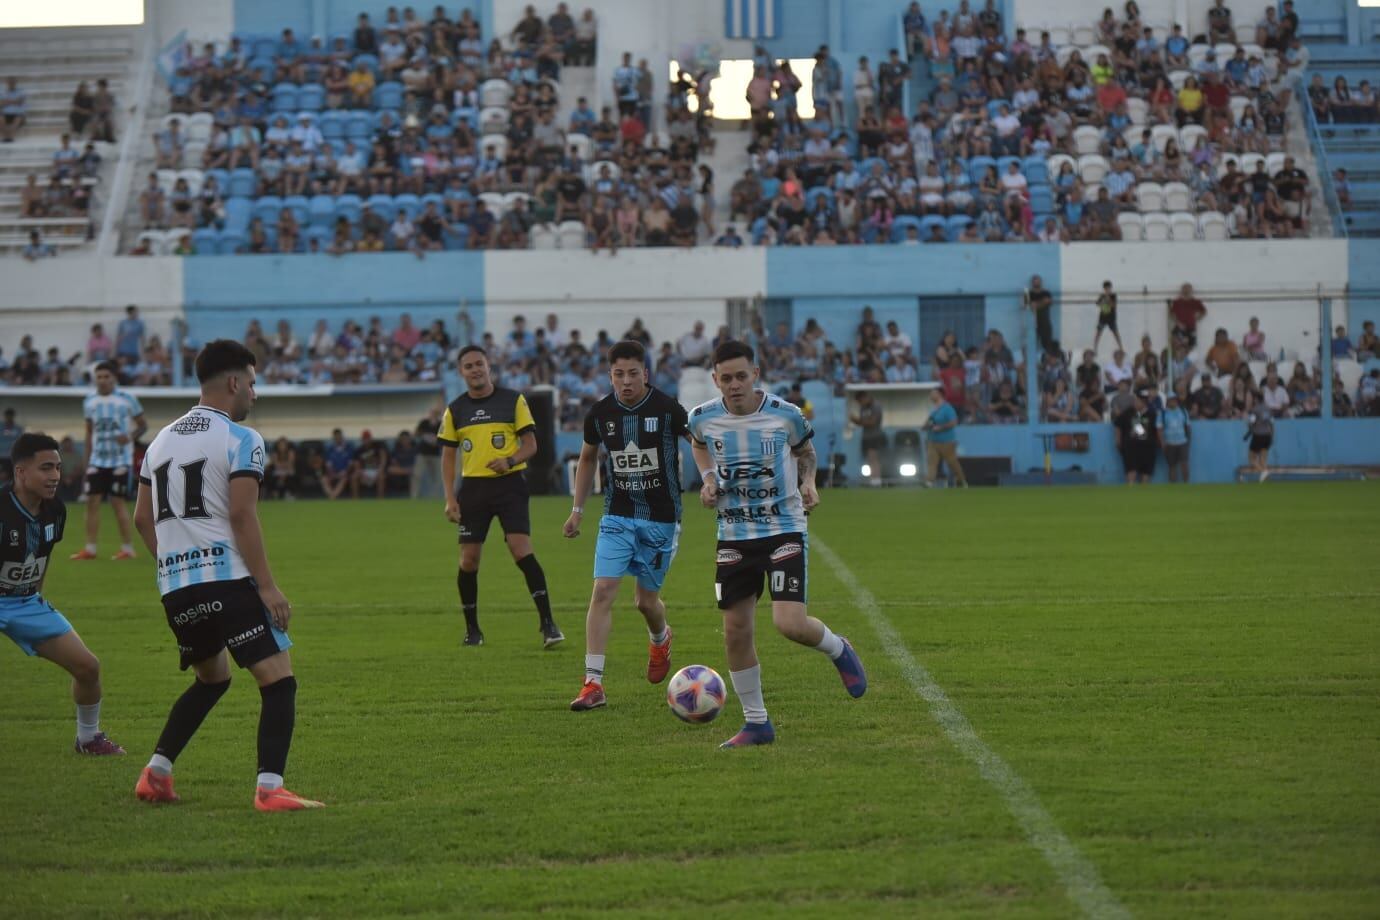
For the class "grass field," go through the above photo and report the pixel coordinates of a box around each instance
[2,483,1378,918]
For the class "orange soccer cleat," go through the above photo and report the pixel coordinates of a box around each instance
[569,679,606,711]
[646,627,673,684]
[68,549,98,561]
[254,786,326,812]
[135,768,180,804]
[110,549,137,561]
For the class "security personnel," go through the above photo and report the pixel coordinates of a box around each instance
[439,345,563,648]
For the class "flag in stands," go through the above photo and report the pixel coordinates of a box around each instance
[724,0,782,40]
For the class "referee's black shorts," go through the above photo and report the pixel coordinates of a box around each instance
[458,474,530,544]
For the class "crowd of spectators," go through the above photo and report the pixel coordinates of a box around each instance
[9,77,117,231]
[729,0,1312,246]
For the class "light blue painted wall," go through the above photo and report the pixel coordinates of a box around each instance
[762,0,1009,58]
[182,252,485,344]
[1347,240,1380,335]
[233,0,484,40]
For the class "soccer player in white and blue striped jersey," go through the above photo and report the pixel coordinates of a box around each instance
[688,341,867,749]
[72,362,146,561]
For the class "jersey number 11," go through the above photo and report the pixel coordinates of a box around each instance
[152,459,212,522]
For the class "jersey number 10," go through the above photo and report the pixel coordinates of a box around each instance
[152,459,212,522]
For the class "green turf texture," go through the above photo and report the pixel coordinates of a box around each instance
[1,483,1376,918]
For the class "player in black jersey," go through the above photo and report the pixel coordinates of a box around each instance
[563,340,690,711]
[1,434,124,754]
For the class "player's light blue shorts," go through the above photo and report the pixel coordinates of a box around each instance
[0,595,74,656]
[593,515,681,591]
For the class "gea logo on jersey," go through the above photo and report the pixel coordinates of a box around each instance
[717,462,774,480]
[611,443,659,473]
[0,555,47,587]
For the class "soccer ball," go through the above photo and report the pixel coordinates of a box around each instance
[666,665,727,724]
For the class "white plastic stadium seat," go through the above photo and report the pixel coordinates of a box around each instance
[1235,23,1256,44]
[160,114,185,132]
[1085,44,1111,62]
[480,106,509,136]
[1188,44,1210,70]
[479,79,513,108]
[478,192,507,215]
[1117,212,1145,240]
[1073,125,1102,155]
[1046,154,1076,181]
[589,159,622,181]
[1150,124,1179,153]
[565,134,592,161]
[1168,69,1190,91]
[1179,124,1207,151]
[1265,152,1287,175]
[1055,46,1077,69]
[1136,181,1165,212]
[1213,43,1238,60]
[1126,98,1148,125]
[136,229,169,255]
[1335,358,1363,399]
[1169,211,1198,240]
[1217,157,1241,179]
[1142,212,1171,241]
[1048,27,1071,46]
[1071,25,1096,46]
[156,168,178,194]
[1240,153,1266,175]
[557,220,585,249]
[182,141,206,166]
[530,224,558,250]
[502,191,532,213]
[177,168,205,195]
[1198,211,1229,240]
[1163,182,1192,212]
[1229,95,1250,121]
[479,134,508,161]
[1077,154,1109,184]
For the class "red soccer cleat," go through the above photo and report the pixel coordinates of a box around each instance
[646,627,674,684]
[254,786,325,812]
[74,732,126,756]
[569,680,606,711]
[68,549,98,561]
[135,767,180,803]
[110,549,137,561]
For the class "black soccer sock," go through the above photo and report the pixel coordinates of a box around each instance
[516,554,554,626]
[256,676,297,779]
[153,677,231,764]
[457,568,479,630]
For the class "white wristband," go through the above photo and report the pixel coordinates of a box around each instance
[699,469,717,482]
[571,506,583,514]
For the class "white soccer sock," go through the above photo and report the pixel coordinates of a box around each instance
[729,665,768,724]
[148,754,174,776]
[814,625,845,660]
[84,543,97,554]
[120,543,134,553]
[584,654,605,684]
[257,772,284,790]
[76,702,101,743]
[649,625,669,645]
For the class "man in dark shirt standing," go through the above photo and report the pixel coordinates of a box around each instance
[564,340,689,711]
[1191,372,1225,419]
[849,390,885,487]
[1114,388,1158,484]
[413,404,443,498]
[1026,274,1056,354]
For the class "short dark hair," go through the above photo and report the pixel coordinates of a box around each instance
[94,360,118,376]
[607,340,646,364]
[12,432,60,464]
[457,344,487,362]
[194,339,257,383]
[712,340,755,366]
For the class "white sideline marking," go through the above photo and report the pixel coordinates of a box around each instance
[814,537,1131,920]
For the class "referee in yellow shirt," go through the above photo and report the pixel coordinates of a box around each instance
[440,345,563,648]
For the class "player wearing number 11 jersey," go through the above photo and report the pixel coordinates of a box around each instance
[132,340,322,811]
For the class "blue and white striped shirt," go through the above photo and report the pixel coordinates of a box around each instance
[689,392,813,541]
[83,390,144,468]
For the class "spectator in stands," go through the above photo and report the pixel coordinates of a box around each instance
[21,230,56,262]
[1259,365,1290,417]
[1025,275,1055,354]
[1331,325,1354,359]
[1114,387,1157,484]
[1,76,25,142]
[1190,372,1225,420]
[1357,321,1378,360]
[849,390,885,486]
[348,430,388,498]
[320,428,353,499]
[116,306,145,366]
[1169,284,1206,349]
[264,437,297,499]
[1204,328,1241,376]
[988,380,1023,424]
[1042,377,1077,422]
[88,78,115,142]
[385,431,417,496]
[1158,391,1191,482]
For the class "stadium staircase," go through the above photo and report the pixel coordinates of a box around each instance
[1303,46,1380,237]
[0,26,140,253]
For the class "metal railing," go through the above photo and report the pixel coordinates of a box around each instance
[1299,72,1349,239]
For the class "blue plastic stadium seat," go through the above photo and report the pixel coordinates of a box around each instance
[247,57,276,80]
[335,194,363,224]
[891,215,923,242]
[420,192,445,210]
[271,83,298,113]
[219,231,247,254]
[997,155,1022,176]
[304,226,332,250]
[223,197,253,235]
[373,82,404,110]
[252,195,284,225]
[319,111,345,140]
[228,168,258,198]
[392,193,421,219]
[192,228,220,254]
[1023,156,1049,184]
[986,99,1011,118]
[351,53,380,77]
[452,107,478,130]
[203,168,230,191]
[859,156,887,176]
[968,155,996,184]
[365,193,394,217]
[372,109,401,130]
[282,195,310,224]
[1028,184,1054,214]
[805,186,835,210]
[297,83,325,112]
[919,215,947,241]
[308,194,336,229]
[945,214,973,241]
[345,112,373,141]
[251,37,278,60]
[444,224,470,250]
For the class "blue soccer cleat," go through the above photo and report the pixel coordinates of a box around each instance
[720,719,775,749]
[833,637,867,699]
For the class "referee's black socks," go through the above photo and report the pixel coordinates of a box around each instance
[457,568,480,630]
[515,554,554,626]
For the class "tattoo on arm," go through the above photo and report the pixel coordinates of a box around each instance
[794,442,818,483]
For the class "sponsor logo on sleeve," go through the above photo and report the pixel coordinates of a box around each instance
[250,445,265,470]
[769,542,802,562]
